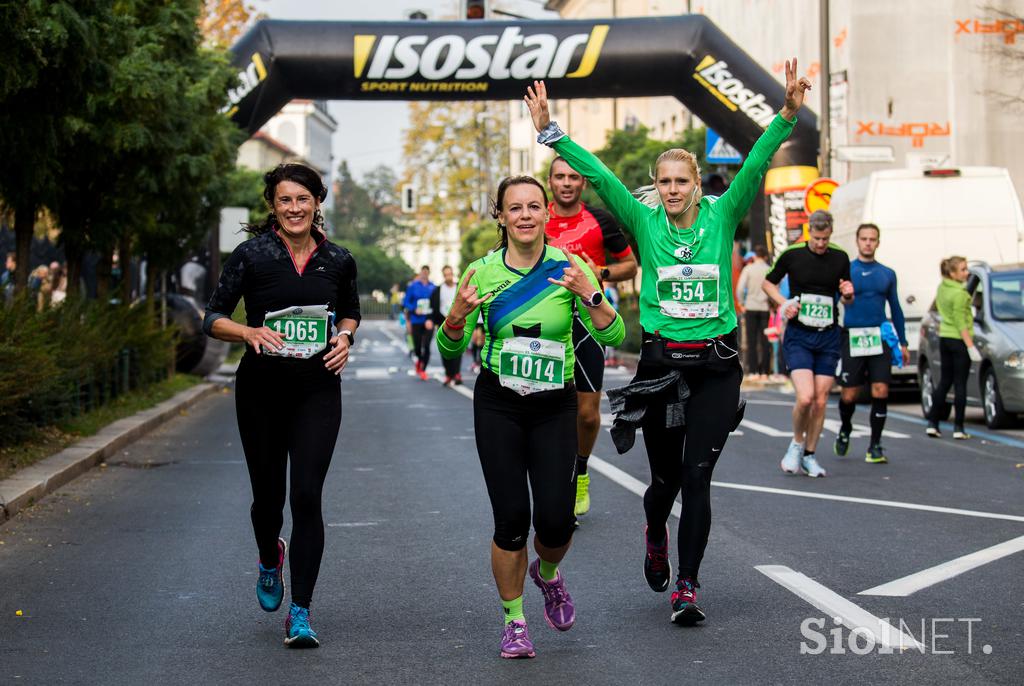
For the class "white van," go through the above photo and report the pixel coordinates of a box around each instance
[829,166,1024,384]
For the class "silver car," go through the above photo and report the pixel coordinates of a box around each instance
[918,262,1024,428]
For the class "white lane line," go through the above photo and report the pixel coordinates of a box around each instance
[859,534,1024,597]
[822,418,909,439]
[440,383,1024,524]
[739,419,792,437]
[756,565,924,651]
[708,481,1024,523]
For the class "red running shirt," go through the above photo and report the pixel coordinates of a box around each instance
[545,203,632,267]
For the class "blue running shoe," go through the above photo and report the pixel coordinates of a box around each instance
[257,537,286,612]
[284,603,320,648]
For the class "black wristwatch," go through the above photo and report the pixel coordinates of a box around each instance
[600,267,611,281]
[339,328,355,346]
[583,291,604,308]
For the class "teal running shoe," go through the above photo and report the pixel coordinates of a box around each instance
[284,603,320,648]
[257,537,286,612]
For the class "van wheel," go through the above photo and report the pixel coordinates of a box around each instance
[920,360,950,421]
[983,369,1015,429]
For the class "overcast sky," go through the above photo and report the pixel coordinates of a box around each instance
[248,0,555,180]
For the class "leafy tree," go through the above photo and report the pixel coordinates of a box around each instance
[199,0,258,48]
[347,244,412,294]
[402,101,508,227]
[459,220,501,271]
[329,160,407,250]
[0,0,99,290]
[53,0,241,301]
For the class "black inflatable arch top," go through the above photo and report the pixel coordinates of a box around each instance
[226,15,818,168]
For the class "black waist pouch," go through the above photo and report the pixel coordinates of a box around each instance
[640,329,740,372]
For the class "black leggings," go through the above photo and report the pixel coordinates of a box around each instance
[743,310,771,375]
[473,370,577,551]
[411,323,431,368]
[929,338,971,428]
[235,355,341,608]
[637,359,741,581]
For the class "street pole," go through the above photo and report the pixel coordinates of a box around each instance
[819,0,831,177]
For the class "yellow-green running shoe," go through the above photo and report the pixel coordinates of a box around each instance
[865,444,889,464]
[574,473,591,516]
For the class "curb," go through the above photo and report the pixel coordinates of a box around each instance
[0,382,223,525]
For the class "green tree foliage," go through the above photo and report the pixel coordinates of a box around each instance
[222,167,267,226]
[53,0,241,301]
[0,0,100,289]
[579,125,711,213]
[459,220,501,271]
[347,244,412,294]
[328,160,411,292]
[402,101,508,226]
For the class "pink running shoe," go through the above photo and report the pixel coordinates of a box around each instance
[500,620,536,659]
[528,558,576,631]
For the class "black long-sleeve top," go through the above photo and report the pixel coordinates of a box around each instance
[203,228,360,342]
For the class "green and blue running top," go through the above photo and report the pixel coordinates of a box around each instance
[436,245,625,382]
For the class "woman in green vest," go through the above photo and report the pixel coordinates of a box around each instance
[926,256,978,439]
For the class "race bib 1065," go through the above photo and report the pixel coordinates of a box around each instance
[263,304,331,359]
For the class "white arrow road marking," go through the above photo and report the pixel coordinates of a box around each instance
[859,535,1024,597]
[756,565,924,652]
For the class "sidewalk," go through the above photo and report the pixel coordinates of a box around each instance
[0,375,230,525]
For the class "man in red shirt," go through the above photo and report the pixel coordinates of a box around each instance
[546,156,638,518]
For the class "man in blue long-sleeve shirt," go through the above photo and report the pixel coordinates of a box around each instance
[403,265,436,380]
[834,223,909,464]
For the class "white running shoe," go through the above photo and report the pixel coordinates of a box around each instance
[800,453,827,478]
[780,441,803,474]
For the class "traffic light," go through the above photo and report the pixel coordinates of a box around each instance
[466,0,486,19]
[401,184,416,213]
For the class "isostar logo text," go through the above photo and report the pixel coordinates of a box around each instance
[692,56,774,128]
[222,53,267,117]
[354,25,608,82]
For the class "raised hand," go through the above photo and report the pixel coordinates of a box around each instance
[446,268,492,326]
[524,80,551,133]
[781,58,812,120]
[547,248,597,300]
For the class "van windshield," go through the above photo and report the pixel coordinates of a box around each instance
[990,272,1024,321]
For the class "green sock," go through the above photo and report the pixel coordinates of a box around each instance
[539,559,559,581]
[501,595,525,624]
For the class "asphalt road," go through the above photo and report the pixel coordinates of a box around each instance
[2,320,1022,685]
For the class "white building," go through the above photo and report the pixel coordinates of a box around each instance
[259,99,339,183]
[512,0,1024,201]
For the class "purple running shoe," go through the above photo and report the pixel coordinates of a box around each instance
[500,620,535,659]
[528,558,575,631]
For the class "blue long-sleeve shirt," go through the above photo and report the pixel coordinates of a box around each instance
[403,279,436,325]
[843,258,907,345]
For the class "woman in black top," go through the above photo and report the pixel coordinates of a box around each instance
[204,163,360,648]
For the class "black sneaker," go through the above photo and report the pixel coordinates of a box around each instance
[643,525,672,592]
[670,577,706,625]
[833,430,851,457]
[865,444,888,464]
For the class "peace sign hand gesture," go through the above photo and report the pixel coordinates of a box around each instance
[547,248,597,300]
[780,57,812,121]
[524,80,551,133]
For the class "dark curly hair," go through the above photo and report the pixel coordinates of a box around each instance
[244,163,328,234]
[491,176,549,249]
